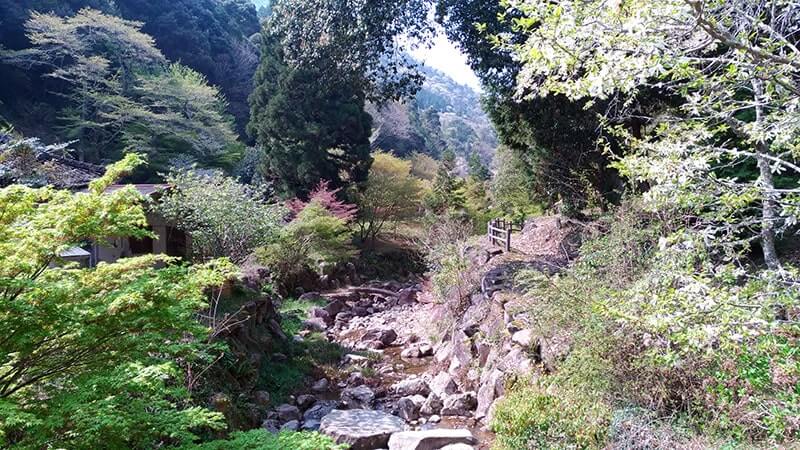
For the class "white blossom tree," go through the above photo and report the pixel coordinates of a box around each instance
[503,0,800,270]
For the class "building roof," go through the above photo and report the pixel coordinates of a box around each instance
[101,184,169,197]
[59,246,91,258]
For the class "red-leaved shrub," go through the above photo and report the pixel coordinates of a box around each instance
[287,180,357,222]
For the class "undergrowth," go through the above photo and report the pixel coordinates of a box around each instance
[188,429,347,450]
[257,298,344,403]
[491,200,800,448]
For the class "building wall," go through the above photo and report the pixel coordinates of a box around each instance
[92,212,190,265]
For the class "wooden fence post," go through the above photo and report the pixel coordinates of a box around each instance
[505,229,511,252]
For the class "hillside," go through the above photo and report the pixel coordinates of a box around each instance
[368,65,497,166]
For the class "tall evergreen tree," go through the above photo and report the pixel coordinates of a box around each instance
[468,151,490,182]
[247,31,372,198]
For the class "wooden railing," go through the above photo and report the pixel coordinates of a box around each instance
[487,217,524,252]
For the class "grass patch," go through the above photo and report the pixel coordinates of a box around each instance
[189,429,347,450]
[256,299,345,403]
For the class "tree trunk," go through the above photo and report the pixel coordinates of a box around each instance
[753,79,781,270]
[756,150,780,269]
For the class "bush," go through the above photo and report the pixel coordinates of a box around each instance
[498,198,800,446]
[258,201,355,289]
[158,169,284,263]
[354,151,424,242]
[189,429,347,450]
[416,215,477,338]
[0,154,236,448]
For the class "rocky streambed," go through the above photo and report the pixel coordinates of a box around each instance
[257,262,552,450]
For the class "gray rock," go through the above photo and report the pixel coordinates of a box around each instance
[312,378,330,393]
[511,329,535,348]
[429,372,458,397]
[362,328,398,346]
[253,390,270,407]
[387,429,477,450]
[341,385,376,409]
[281,420,300,431]
[301,419,321,431]
[409,394,426,407]
[500,348,532,374]
[299,291,323,302]
[401,346,421,358]
[434,341,452,364]
[346,371,367,386]
[303,317,327,332]
[428,414,441,423]
[320,409,405,450]
[418,343,434,357]
[419,393,442,416]
[296,394,317,411]
[397,288,418,305]
[275,404,300,422]
[485,395,503,425]
[261,419,280,433]
[448,332,473,377]
[352,306,369,317]
[441,392,478,416]
[476,370,504,420]
[392,378,430,397]
[325,299,347,317]
[439,444,475,450]
[303,400,340,421]
[396,396,420,421]
[367,340,386,350]
[309,307,332,324]
[343,354,369,365]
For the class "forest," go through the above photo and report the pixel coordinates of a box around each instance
[0,0,798,449]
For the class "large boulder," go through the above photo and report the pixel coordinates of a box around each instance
[392,378,430,397]
[341,385,376,409]
[296,394,317,411]
[325,299,347,317]
[304,400,340,421]
[441,392,478,416]
[320,409,406,450]
[476,370,505,420]
[511,329,535,348]
[439,444,475,450]
[429,372,458,397]
[280,420,299,431]
[361,328,398,346]
[396,396,420,421]
[299,291,325,302]
[448,332,474,377]
[253,390,270,407]
[302,317,327,332]
[387,429,477,450]
[312,378,330,393]
[275,404,300,422]
[420,393,443,416]
[397,288,419,305]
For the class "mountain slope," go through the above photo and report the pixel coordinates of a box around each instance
[368,65,497,164]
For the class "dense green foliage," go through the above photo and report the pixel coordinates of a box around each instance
[190,429,346,450]
[1,9,241,175]
[436,0,622,212]
[485,0,800,446]
[258,201,356,288]
[248,30,373,197]
[354,152,424,242]
[0,153,237,448]
[0,0,259,134]
[157,169,284,263]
